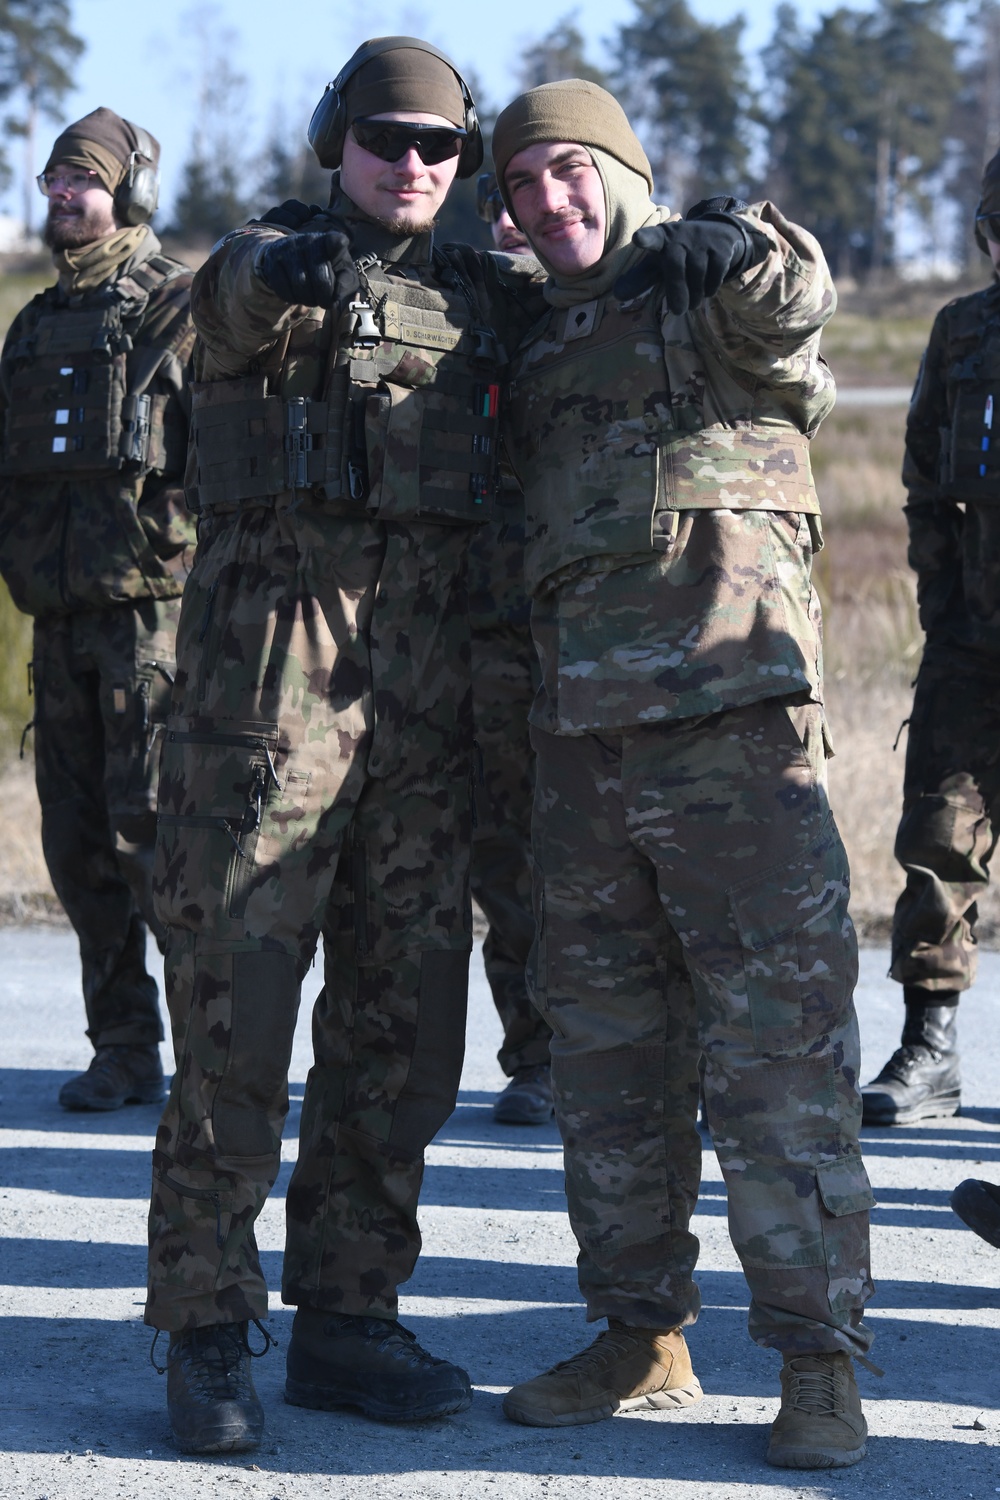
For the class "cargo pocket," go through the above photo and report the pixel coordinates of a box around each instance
[817,1154,875,1315]
[154,718,282,932]
[525,861,551,1020]
[729,817,855,1056]
[152,1163,235,1260]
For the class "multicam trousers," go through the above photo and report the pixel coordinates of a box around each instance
[145,505,474,1332]
[468,495,550,1075]
[529,696,874,1355]
[891,643,1000,995]
[32,600,178,1048]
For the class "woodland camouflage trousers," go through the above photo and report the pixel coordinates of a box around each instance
[33,601,178,1048]
[145,508,475,1332]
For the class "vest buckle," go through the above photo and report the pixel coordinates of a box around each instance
[120,392,152,466]
[349,299,382,349]
[471,325,499,367]
[284,397,314,489]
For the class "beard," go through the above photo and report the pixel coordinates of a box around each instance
[44,201,118,250]
[371,210,437,237]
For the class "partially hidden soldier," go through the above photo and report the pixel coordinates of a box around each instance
[0,109,196,1111]
[862,149,1000,1129]
[491,81,876,1469]
[143,38,544,1456]
[472,171,553,1125]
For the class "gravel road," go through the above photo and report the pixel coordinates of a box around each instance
[2,930,999,1500]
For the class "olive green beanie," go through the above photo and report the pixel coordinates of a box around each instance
[492,80,653,202]
[44,107,159,195]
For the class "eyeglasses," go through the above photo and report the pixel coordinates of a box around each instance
[476,174,504,223]
[351,117,466,166]
[37,168,100,197]
[978,211,1000,244]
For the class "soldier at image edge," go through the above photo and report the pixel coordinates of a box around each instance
[862,148,1000,1135]
[0,109,196,1113]
[143,37,545,1456]
[471,169,553,1126]
[491,79,876,1470]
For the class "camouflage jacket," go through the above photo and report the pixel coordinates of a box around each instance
[505,201,836,733]
[0,230,196,620]
[902,278,1000,654]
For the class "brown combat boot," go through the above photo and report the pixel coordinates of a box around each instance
[767,1352,867,1468]
[502,1320,702,1427]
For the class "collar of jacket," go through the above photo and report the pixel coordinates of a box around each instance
[326,176,434,267]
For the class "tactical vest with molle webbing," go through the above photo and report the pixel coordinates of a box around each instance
[937,296,1000,504]
[507,288,822,595]
[186,248,503,525]
[0,255,190,480]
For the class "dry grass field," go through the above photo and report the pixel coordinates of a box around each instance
[0,266,992,940]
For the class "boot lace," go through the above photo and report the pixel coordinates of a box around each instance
[546,1326,646,1378]
[151,1318,273,1379]
[877,1043,937,1081]
[784,1360,839,1416]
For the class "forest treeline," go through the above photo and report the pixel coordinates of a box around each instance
[6,1,1000,276]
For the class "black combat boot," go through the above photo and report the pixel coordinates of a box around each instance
[861,990,961,1125]
[493,1063,555,1125]
[285,1309,472,1422]
[58,1044,165,1111]
[951,1179,1000,1248]
[165,1322,266,1454]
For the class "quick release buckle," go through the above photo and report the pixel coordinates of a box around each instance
[284,397,313,488]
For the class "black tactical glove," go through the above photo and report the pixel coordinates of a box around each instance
[255,229,359,309]
[614,205,771,311]
[257,199,326,231]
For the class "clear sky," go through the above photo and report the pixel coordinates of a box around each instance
[28,0,860,221]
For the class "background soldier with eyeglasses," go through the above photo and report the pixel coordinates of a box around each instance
[862,147,1000,1129]
[0,108,195,1113]
[143,36,543,1456]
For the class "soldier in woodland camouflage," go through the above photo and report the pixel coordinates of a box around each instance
[0,108,195,1112]
[143,39,544,1457]
[472,171,552,1124]
[491,81,874,1470]
[862,149,1000,1130]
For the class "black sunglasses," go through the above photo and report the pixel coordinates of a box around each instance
[351,117,466,166]
[476,173,504,223]
[979,211,1000,244]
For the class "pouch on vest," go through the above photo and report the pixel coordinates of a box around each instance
[941,379,1000,502]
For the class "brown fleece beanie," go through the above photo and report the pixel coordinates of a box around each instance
[344,42,466,128]
[492,80,652,201]
[44,107,159,195]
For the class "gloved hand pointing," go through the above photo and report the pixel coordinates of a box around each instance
[255,229,359,309]
[614,211,770,312]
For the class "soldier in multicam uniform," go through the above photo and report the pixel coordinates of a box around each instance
[490,81,875,1470]
[863,149,1000,1131]
[144,38,543,1456]
[471,171,552,1125]
[0,109,195,1112]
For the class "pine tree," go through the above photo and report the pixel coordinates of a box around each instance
[0,0,85,234]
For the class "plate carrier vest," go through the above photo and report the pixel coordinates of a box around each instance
[508,290,821,595]
[187,246,502,526]
[1,254,189,479]
[937,293,1000,503]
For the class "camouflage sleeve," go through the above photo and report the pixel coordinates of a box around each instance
[901,308,962,631]
[135,271,198,561]
[191,224,316,377]
[693,200,837,430]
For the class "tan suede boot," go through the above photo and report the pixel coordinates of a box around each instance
[766,1352,868,1468]
[502,1320,702,1427]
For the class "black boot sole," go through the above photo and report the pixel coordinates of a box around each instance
[285,1375,471,1423]
[58,1079,166,1111]
[862,1089,960,1126]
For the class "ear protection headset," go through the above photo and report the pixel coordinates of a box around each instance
[115,123,160,225]
[308,36,483,179]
